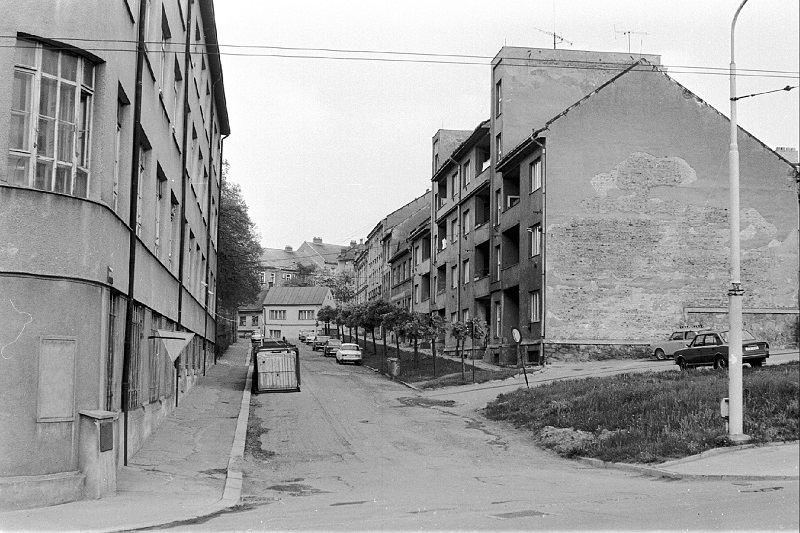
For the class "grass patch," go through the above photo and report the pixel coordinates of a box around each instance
[341,336,515,386]
[484,361,799,464]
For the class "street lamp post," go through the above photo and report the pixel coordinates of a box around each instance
[728,0,750,443]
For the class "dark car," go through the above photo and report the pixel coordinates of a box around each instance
[323,339,342,357]
[312,335,331,351]
[673,330,769,370]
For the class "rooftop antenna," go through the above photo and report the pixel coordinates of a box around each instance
[614,26,649,53]
[534,27,573,49]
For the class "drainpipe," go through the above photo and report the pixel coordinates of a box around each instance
[526,134,547,365]
[174,0,194,406]
[121,0,148,466]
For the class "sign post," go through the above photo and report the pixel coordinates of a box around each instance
[511,327,528,389]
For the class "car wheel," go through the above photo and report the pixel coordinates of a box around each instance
[654,349,666,360]
[750,360,764,368]
[676,357,687,371]
[714,355,727,370]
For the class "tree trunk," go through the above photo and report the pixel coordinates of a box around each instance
[395,333,400,359]
[413,336,418,369]
[459,338,465,380]
[371,328,377,355]
[381,327,388,373]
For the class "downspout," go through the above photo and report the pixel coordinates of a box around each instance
[175,0,194,405]
[121,0,148,466]
[540,141,547,365]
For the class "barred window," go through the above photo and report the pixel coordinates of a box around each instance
[269,310,287,320]
[298,310,315,321]
[8,39,94,197]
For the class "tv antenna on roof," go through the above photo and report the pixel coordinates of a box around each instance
[614,27,649,53]
[534,27,573,50]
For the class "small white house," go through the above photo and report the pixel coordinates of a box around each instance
[261,286,335,340]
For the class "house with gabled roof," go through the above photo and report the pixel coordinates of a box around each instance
[482,47,799,364]
[260,286,335,341]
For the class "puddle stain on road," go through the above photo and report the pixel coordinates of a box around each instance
[397,397,457,408]
[330,500,370,507]
[491,509,549,519]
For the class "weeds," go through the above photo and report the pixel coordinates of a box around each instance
[484,361,799,464]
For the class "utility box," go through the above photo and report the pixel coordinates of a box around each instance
[78,410,118,500]
[253,350,300,393]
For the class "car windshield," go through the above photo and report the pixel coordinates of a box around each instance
[720,330,756,343]
[341,344,359,350]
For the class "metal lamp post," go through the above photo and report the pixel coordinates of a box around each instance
[727,0,751,443]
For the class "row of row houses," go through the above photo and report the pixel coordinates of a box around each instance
[1,0,228,510]
[354,46,799,366]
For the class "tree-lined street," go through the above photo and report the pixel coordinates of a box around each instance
[173,343,799,531]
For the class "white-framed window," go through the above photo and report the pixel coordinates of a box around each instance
[530,290,541,323]
[269,310,287,320]
[462,309,470,322]
[463,160,471,186]
[451,312,457,324]
[113,99,123,212]
[530,158,542,192]
[463,259,470,285]
[269,330,281,339]
[451,218,458,243]
[495,132,502,160]
[529,224,542,257]
[451,265,458,289]
[495,301,502,337]
[463,209,471,235]
[451,171,458,198]
[269,272,276,283]
[8,39,95,197]
[298,310,315,321]
[239,316,246,326]
[172,57,183,125]
[495,245,501,280]
[159,10,171,93]
[259,272,266,284]
[136,147,148,237]
[155,169,166,256]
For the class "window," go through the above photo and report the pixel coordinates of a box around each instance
[495,245,501,280]
[155,169,166,257]
[495,132,502,160]
[530,158,542,192]
[463,259,470,284]
[495,301,502,337]
[451,265,458,289]
[113,94,127,212]
[269,310,287,320]
[495,79,502,117]
[529,224,542,257]
[136,147,148,237]
[451,171,458,198]
[463,209,471,235]
[159,9,171,92]
[269,272,276,284]
[414,245,420,265]
[252,315,259,326]
[495,189,501,225]
[259,272,266,284]
[269,330,282,339]
[530,291,541,323]
[463,160,471,186]
[172,58,183,123]
[451,218,458,243]
[239,315,246,326]
[462,309,470,322]
[298,310,315,320]
[8,39,95,197]
[451,312,457,324]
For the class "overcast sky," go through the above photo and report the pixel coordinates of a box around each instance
[214,0,799,251]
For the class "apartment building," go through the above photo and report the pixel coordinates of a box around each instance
[485,47,798,364]
[408,220,432,314]
[354,192,431,305]
[431,121,492,332]
[0,0,228,509]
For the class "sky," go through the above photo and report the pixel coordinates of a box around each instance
[214,0,799,251]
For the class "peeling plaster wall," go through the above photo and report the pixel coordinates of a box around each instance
[543,68,798,346]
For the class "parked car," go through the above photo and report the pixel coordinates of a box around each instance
[298,329,314,342]
[304,333,317,345]
[649,328,707,360]
[335,343,363,365]
[312,335,331,351]
[673,330,769,370]
[323,339,342,357]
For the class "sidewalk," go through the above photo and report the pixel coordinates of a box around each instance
[1,344,796,532]
[0,341,253,533]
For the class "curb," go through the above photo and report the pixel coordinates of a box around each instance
[577,440,800,482]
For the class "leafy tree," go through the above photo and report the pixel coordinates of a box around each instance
[284,262,318,287]
[217,164,263,316]
[417,313,447,376]
[381,307,413,360]
[317,271,356,305]
[317,305,338,336]
[450,321,471,379]
[362,299,394,370]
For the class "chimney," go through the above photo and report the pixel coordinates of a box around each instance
[313,237,323,244]
[350,240,357,247]
[285,245,293,252]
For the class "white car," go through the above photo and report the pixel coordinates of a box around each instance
[335,343,363,365]
[649,328,707,360]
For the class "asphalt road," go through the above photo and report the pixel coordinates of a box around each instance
[174,344,799,531]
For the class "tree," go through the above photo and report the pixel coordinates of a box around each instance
[217,163,263,316]
[417,313,447,376]
[284,262,317,287]
[317,271,356,306]
[381,307,413,360]
[450,321,471,379]
[316,305,338,336]
[362,299,394,370]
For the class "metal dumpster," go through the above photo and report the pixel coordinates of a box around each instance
[253,349,301,393]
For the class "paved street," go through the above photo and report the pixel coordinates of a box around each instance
[169,343,799,531]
